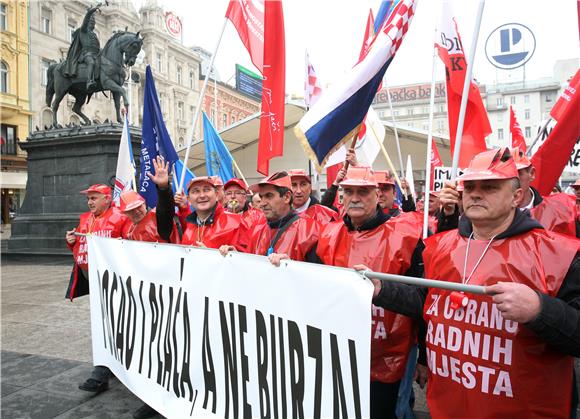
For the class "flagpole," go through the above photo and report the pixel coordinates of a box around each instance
[368,121,405,192]
[179,16,228,193]
[385,82,405,176]
[343,126,362,172]
[525,118,551,157]
[231,159,249,189]
[423,30,439,239]
[362,270,486,295]
[451,0,486,180]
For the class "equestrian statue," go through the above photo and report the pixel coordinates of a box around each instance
[45,2,143,126]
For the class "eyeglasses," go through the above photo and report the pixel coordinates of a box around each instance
[225,191,247,197]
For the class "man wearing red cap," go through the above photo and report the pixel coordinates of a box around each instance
[149,157,249,250]
[369,148,580,418]
[440,148,579,237]
[223,177,266,229]
[220,171,321,263]
[316,166,424,419]
[288,169,338,223]
[65,184,131,394]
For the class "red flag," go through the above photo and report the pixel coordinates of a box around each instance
[225,0,264,71]
[435,7,491,168]
[326,162,343,208]
[430,140,443,188]
[358,9,375,61]
[531,69,580,196]
[257,0,285,175]
[509,106,526,152]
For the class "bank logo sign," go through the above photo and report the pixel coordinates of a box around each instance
[485,23,536,70]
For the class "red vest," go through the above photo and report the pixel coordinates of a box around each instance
[251,216,320,261]
[241,206,267,231]
[317,215,422,383]
[530,192,577,236]
[301,203,338,224]
[68,206,130,270]
[422,229,579,418]
[181,204,249,251]
[126,210,179,244]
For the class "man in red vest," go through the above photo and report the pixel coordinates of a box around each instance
[220,171,320,264]
[223,177,266,230]
[368,148,580,418]
[439,148,579,237]
[317,166,424,419]
[288,169,338,223]
[65,184,131,394]
[149,157,248,251]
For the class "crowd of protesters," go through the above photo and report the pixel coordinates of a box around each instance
[65,147,580,419]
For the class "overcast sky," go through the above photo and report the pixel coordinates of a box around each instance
[133,0,580,94]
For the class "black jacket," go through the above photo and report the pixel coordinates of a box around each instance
[374,208,580,358]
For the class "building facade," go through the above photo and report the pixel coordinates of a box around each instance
[1,0,32,224]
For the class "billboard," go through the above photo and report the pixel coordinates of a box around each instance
[235,64,263,101]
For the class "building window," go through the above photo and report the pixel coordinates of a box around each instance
[177,101,184,120]
[231,116,236,124]
[510,96,516,104]
[438,104,445,113]
[41,8,52,34]
[524,94,530,104]
[0,3,7,31]
[496,97,504,106]
[437,120,445,131]
[407,108,414,116]
[177,65,182,85]
[222,113,228,127]
[190,105,195,120]
[524,109,530,119]
[189,71,194,89]
[1,124,17,155]
[497,128,504,140]
[41,59,51,86]
[156,52,162,72]
[393,110,399,117]
[0,60,7,93]
[545,94,552,102]
[498,112,503,122]
[525,126,531,138]
[422,123,429,130]
[68,19,77,42]
[423,107,430,114]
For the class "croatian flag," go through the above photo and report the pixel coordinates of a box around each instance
[294,0,416,171]
[113,115,136,206]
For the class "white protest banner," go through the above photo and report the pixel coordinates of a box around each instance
[530,120,580,174]
[87,236,372,418]
[433,166,464,191]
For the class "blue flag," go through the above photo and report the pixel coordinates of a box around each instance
[202,112,235,182]
[139,65,179,208]
[172,160,195,195]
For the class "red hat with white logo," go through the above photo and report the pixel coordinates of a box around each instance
[374,170,395,186]
[339,166,378,187]
[211,176,224,187]
[288,169,311,184]
[510,147,532,170]
[249,172,293,193]
[186,176,219,192]
[457,148,518,182]
[224,178,249,192]
[119,190,145,212]
[80,184,112,197]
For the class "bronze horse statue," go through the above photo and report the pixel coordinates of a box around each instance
[46,30,143,126]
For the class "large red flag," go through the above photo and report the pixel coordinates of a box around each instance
[225,0,264,71]
[257,0,285,175]
[531,69,580,196]
[509,106,526,152]
[435,6,491,168]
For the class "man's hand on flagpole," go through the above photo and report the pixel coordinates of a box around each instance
[346,149,358,167]
[147,156,170,188]
[485,282,541,323]
[333,167,348,186]
[439,181,461,216]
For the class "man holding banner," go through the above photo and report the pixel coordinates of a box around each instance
[223,177,266,230]
[317,166,424,419]
[368,148,580,418]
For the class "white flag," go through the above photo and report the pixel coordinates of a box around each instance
[405,154,416,200]
[113,116,136,205]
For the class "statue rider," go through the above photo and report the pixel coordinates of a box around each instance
[63,2,102,90]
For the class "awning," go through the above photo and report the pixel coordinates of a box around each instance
[0,171,28,189]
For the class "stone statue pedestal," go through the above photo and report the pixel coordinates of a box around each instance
[7,124,141,255]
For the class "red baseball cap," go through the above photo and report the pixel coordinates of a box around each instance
[457,148,518,182]
[510,147,532,170]
[212,176,224,187]
[224,178,249,192]
[288,169,311,184]
[186,176,218,191]
[339,166,378,187]
[119,190,145,212]
[374,170,395,186]
[250,172,293,193]
[80,184,112,196]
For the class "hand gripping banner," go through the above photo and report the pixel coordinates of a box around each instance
[87,236,372,418]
